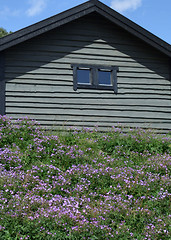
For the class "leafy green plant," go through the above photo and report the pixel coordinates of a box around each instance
[0,116,170,239]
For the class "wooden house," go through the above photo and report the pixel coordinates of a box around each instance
[0,0,170,132]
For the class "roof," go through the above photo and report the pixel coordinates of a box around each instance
[0,0,171,57]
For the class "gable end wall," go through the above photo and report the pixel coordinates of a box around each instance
[4,13,171,132]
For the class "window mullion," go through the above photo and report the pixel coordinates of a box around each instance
[92,67,98,87]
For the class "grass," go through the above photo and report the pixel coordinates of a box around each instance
[0,115,170,239]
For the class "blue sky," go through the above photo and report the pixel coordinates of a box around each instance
[0,0,171,44]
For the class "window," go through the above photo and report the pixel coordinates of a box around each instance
[71,64,119,94]
[98,70,111,85]
[77,69,90,85]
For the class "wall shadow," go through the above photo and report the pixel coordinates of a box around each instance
[5,12,170,84]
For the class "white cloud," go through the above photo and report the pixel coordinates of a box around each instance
[111,0,142,13]
[26,0,47,17]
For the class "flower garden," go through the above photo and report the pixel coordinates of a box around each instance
[0,115,170,239]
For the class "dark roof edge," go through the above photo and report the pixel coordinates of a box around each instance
[94,0,171,57]
[0,1,95,51]
[0,0,170,57]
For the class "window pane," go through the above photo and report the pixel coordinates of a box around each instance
[98,71,111,85]
[77,69,90,84]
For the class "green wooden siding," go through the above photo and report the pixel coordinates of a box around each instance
[4,13,171,132]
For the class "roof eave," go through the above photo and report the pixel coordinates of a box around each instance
[93,0,171,57]
[0,0,170,57]
[0,1,95,52]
